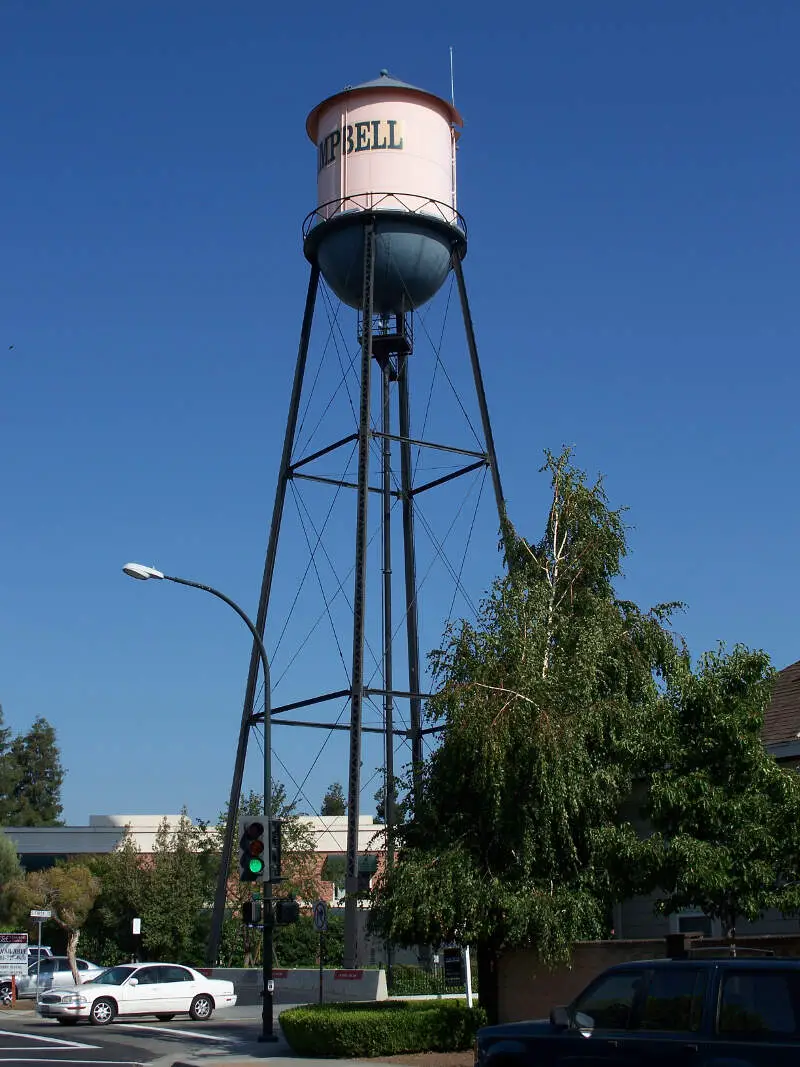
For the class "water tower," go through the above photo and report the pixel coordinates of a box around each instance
[217,71,506,968]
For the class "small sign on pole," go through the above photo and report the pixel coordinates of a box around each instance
[29,915,50,1002]
[443,946,464,988]
[132,918,142,964]
[312,900,328,932]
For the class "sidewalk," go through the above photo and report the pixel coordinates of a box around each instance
[166,1060,415,1067]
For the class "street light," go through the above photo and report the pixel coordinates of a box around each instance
[122,562,277,1043]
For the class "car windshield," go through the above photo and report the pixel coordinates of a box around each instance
[85,966,137,986]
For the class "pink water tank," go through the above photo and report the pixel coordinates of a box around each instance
[303,71,466,314]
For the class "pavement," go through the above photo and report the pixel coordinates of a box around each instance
[155,1044,425,1067]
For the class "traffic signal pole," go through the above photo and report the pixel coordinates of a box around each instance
[261,670,276,1045]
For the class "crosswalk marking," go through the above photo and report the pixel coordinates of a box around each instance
[120,1022,232,1041]
[0,1028,99,1050]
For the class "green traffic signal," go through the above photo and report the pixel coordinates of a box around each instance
[238,817,267,883]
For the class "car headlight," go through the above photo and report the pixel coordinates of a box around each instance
[61,994,88,1006]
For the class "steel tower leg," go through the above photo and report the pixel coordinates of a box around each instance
[398,352,424,801]
[381,360,396,837]
[344,223,376,969]
[381,354,395,981]
[207,263,320,966]
[452,253,508,540]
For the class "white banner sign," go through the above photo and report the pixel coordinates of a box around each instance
[0,933,29,977]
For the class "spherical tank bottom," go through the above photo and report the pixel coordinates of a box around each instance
[304,212,467,314]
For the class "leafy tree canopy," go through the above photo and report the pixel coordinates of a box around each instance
[9,863,100,983]
[0,706,15,810]
[0,832,21,886]
[370,447,685,1022]
[619,644,800,938]
[321,782,347,816]
[0,716,64,826]
[140,813,209,963]
[84,831,148,965]
[0,832,22,925]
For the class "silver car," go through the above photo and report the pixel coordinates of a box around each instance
[16,957,105,999]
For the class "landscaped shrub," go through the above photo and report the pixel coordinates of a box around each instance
[280,999,487,1057]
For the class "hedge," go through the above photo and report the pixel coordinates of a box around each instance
[280,999,487,1057]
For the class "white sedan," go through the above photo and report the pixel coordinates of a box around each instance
[36,962,237,1025]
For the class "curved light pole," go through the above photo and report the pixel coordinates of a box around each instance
[122,563,277,1043]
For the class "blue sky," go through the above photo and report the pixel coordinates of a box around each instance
[1,1,798,826]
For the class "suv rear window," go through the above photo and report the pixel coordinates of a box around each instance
[718,970,800,1040]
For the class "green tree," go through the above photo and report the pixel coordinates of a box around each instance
[273,913,344,967]
[0,832,20,885]
[83,831,149,965]
[369,448,684,1023]
[9,864,100,982]
[0,832,22,924]
[321,782,346,816]
[0,705,18,820]
[631,645,800,940]
[4,718,64,826]
[140,813,209,964]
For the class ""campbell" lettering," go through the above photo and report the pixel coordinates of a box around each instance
[318,119,404,172]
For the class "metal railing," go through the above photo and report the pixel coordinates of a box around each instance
[303,193,467,240]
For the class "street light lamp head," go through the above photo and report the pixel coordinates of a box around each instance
[122,563,165,581]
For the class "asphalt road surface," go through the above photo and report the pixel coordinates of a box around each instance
[0,1004,294,1066]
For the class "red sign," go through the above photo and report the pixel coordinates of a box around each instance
[334,969,364,980]
[272,969,289,978]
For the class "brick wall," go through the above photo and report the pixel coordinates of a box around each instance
[498,935,800,1024]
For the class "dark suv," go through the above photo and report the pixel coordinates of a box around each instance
[475,957,800,1067]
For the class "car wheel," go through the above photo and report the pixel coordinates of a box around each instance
[0,984,12,1007]
[189,994,214,1021]
[89,998,116,1026]
[155,1014,175,1021]
[56,1018,79,1025]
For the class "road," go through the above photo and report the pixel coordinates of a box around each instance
[0,1004,296,1066]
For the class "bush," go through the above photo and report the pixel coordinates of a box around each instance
[280,999,487,1057]
[274,914,344,968]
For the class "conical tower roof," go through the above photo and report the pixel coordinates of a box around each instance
[306,70,462,141]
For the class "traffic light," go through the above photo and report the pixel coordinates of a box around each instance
[268,820,282,882]
[275,897,300,925]
[242,899,263,926]
[238,818,266,882]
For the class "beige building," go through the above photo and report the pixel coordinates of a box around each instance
[1,812,383,904]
